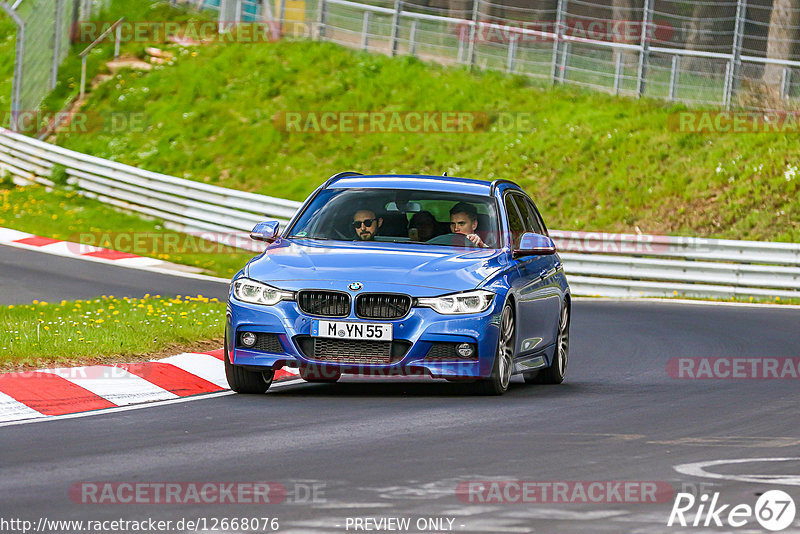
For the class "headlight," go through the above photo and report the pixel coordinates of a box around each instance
[417,290,495,314]
[232,278,294,305]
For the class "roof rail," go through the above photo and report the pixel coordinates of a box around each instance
[489,179,520,196]
[322,171,363,189]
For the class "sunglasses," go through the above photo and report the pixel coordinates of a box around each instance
[352,219,377,229]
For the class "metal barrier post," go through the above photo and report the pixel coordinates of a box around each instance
[219,0,227,32]
[361,11,369,50]
[390,0,402,56]
[668,54,679,101]
[408,19,417,56]
[114,23,122,58]
[558,41,569,83]
[551,0,565,84]
[613,51,622,94]
[51,0,64,91]
[466,0,478,67]
[636,0,653,97]
[726,0,747,110]
[722,61,731,106]
[781,68,792,99]
[317,0,326,39]
[506,32,517,73]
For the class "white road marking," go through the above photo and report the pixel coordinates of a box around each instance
[0,390,236,428]
[156,353,230,388]
[0,228,32,241]
[674,457,800,486]
[0,391,46,422]
[37,366,178,406]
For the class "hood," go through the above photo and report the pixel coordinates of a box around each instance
[245,238,507,294]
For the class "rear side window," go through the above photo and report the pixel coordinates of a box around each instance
[512,193,546,236]
[504,195,526,249]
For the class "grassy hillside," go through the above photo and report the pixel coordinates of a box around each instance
[57,38,800,241]
[0,11,16,114]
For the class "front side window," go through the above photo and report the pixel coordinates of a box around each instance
[287,188,500,248]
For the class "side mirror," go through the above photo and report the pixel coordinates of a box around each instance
[250,221,280,242]
[513,232,556,258]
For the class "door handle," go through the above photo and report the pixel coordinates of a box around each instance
[538,268,549,280]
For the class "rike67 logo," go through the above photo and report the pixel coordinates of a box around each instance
[668,490,796,531]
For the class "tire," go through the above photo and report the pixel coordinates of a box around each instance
[299,364,341,383]
[525,302,569,385]
[224,344,274,393]
[475,302,515,395]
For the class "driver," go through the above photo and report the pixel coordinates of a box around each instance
[352,208,383,241]
[450,202,487,248]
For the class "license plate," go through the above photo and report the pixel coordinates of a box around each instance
[311,320,393,341]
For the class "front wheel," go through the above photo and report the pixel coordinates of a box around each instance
[225,345,275,393]
[525,302,569,385]
[475,302,515,395]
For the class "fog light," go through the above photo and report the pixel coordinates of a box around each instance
[241,332,257,347]
[456,343,474,358]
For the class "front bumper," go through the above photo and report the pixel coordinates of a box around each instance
[226,295,504,379]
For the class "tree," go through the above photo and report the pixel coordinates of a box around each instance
[763,0,800,87]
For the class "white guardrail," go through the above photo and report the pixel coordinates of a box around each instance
[1,128,799,300]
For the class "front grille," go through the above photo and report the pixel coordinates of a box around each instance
[237,333,283,353]
[314,338,392,364]
[355,293,412,319]
[425,342,478,361]
[295,336,411,365]
[297,290,350,317]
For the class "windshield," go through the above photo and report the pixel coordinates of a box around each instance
[287,188,500,248]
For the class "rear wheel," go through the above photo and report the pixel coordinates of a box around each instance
[525,302,569,385]
[299,364,341,383]
[224,345,274,393]
[475,302,515,395]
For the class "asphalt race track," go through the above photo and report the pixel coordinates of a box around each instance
[0,244,228,305]
[2,245,800,533]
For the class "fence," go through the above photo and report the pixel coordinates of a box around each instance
[191,0,800,109]
[3,0,800,121]
[0,0,97,132]
[2,127,799,300]
[313,0,800,109]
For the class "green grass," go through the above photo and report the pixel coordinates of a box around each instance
[0,185,255,279]
[52,34,799,242]
[0,294,224,370]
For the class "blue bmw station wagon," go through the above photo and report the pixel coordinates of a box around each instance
[225,173,570,395]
